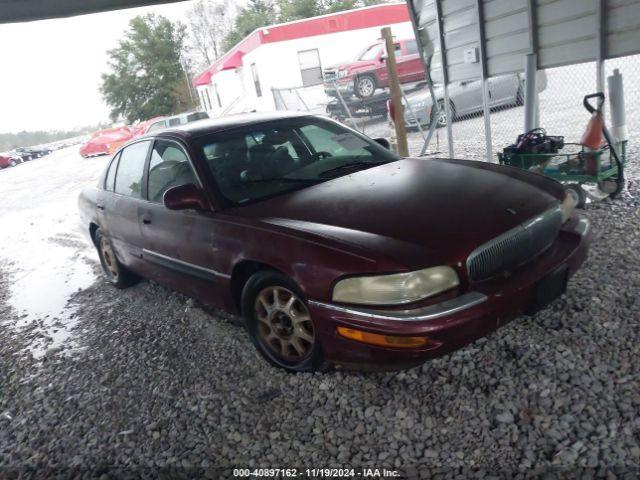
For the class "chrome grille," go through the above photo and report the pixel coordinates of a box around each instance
[467,206,563,282]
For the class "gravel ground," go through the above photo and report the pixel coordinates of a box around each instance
[1,146,640,478]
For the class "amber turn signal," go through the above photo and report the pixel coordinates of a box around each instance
[337,326,428,348]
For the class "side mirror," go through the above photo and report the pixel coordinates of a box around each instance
[373,137,391,150]
[163,183,209,211]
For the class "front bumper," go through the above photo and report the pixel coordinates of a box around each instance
[308,216,591,371]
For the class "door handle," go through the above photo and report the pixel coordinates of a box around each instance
[141,213,152,225]
[97,203,105,211]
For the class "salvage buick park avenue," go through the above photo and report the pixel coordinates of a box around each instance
[78,112,590,372]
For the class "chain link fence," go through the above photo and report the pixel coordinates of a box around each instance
[270,55,639,167]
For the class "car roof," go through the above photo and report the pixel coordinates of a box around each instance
[153,111,312,139]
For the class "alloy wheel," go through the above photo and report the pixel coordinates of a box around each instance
[358,77,375,97]
[437,108,448,127]
[254,286,315,361]
[100,237,119,281]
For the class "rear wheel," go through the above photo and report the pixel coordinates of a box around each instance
[241,270,327,372]
[95,228,139,288]
[9,159,16,167]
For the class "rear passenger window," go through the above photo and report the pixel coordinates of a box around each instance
[114,141,151,198]
[104,152,120,191]
[147,140,198,203]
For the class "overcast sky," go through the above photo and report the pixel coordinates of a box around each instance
[0,1,200,133]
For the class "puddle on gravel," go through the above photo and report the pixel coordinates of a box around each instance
[1,200,98,359]
[8,245,96,358]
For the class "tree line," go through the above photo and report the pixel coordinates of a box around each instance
[100,0,384,125]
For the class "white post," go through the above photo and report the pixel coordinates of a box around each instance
[524,53,538,132]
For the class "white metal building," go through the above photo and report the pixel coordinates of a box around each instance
[193,2,416,116]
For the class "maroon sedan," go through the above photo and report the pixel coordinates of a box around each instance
[78,112,590,372]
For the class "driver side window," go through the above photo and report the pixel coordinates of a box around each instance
[147,140,198,203]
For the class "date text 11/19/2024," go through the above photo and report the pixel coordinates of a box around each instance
[233,467,401,478]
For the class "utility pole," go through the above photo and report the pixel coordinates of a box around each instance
[179,55,196,107]
[381,27,409,157]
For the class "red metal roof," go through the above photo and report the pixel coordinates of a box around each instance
[192,2,410,86]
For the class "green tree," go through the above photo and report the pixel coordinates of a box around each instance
[221,0,385,53]
[222,0,278,52]
[101,14,194,123]
[277,0,320,21]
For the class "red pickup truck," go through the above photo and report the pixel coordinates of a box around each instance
[323,38,425,98]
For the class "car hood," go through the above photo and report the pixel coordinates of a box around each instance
[229,158,563,269]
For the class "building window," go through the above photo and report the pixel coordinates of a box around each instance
[298,49,323,87]
[205,89,213,110]
[199,91,207,111]
[213,84,222,108]
[251,63,262,97]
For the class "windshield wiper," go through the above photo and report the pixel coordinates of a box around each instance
[318,161,387,178]
[241,177,325,184]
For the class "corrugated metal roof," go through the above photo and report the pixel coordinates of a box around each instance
[408,0,640,82]
[0,0,188,24]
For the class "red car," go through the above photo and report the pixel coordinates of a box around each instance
[79,126,134,158]
[0,153,19,168]
[130,116,167,138]
[323,39,425,98]
[78,113,590,372]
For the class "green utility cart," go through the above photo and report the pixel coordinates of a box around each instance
[498,93,626,208]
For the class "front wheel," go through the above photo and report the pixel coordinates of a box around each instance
[431,100,455,128]
[354,74,377,98]
[564,183,587,209]
[95,228,139,288]
[241,271,327,372]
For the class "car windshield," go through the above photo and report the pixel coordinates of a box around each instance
[358,44,382,61]
[197,116,399,206]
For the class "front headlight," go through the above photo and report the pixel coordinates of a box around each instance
[337,69,348,79]
[332,266,460,306]
[560,192,575,223]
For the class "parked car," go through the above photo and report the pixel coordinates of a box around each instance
[31,146,51,156]
[323,39,425,99]
[78,112,590,372]
[110,112,211,155]
[79,126,134,158]
[0,153,21,168]
[130,116,167,138]
[403,71,548,128]
[10,148,33,162]
[142,111,210,134]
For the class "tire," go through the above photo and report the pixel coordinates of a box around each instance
[564,183,587,209]
[598,158,625,199]
[354,74,377,98]
[95,228,139,289]
[515,86,524,106]
[241,270,327,372]
[9,160,16,167]
[430,100,455,128]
